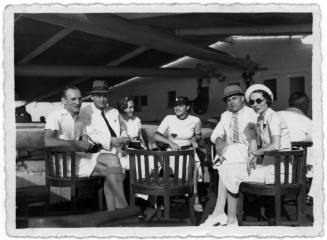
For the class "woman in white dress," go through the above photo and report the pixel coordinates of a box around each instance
[117,96,155,218]
[202,84,291,226]
[153,96,204,212]
[117,96,148,149]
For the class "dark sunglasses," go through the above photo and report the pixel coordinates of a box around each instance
[249,98,266,106]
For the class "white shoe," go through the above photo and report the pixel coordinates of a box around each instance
[200,213,228,227]
[193,203,203,212]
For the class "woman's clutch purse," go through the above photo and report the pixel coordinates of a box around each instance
[87,143,102,153]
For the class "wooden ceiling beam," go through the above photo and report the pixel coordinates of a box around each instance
[174,24,312,36]
[106,46,149,66]
[115,13,177,19]
[26,47,150,103]
[15,14,22,22]
[25,76,93,104]
[22,13,256,70]
[18,28,74,64]
[16,64,205,78]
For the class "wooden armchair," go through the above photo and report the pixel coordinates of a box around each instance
[125,149,195,224]
[45,148,104,213]
[291,141,313,177]
[291,141,313,204]
[209,143,219,196]
[237,149,305,226]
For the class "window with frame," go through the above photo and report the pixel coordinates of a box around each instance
[289,76,305,95]
[133,95,148,112]
[264,79,277,100]
[168,91,176,108]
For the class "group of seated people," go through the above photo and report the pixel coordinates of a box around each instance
[44,80,204,214]
[44,79,313,226]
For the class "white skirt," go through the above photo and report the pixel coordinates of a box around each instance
[216,144,292,194]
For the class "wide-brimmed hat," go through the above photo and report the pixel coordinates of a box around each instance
[245,84,274,102]
[222,84,244,100]
[174,96,190,106]
[89,80,110,94]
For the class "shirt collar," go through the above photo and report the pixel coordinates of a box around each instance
[260,107,273,124]
[91,103,102,113]
[229,105,246,116]
[91,103,110,113]
[60,107,80,120]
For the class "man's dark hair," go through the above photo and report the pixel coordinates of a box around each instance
[288,92,309,106]
[61,86,81,99]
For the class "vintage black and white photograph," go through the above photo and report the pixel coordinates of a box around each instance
[4,2,323,238]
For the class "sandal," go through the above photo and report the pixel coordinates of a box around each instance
[194,203,203,212]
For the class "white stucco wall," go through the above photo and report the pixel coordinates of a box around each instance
[109,36,312,121]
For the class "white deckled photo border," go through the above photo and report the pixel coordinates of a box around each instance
[3,2,324,238]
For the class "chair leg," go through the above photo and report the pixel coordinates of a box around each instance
[97,186,104,211]
[213,170,219,197]
[164,193,170,220]
[275,194,281,225]
[259,197,265,225]
[71,186,78,213]
[129,188,135,207]
[155,197,161,219]
[281,196,292,222]
[297,191,304,226]
[237,192,244,226]
[189,194,195,225]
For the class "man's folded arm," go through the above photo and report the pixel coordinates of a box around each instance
[44,129,91,152]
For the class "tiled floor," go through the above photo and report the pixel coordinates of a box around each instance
[102,188,314,227]
[18,185,313,227]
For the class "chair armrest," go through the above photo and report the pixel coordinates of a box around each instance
[291,141,313,148]
[264,149,304,157]
[45,147,76,153]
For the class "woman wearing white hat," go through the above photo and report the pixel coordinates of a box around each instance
[245,84,291,159]
[204,84,291,227]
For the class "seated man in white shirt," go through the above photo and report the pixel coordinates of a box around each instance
[202,84,258,226]
[278,92,312,142]
[80,80,129,211]
[278,92,314,204]
[44,86,128,211]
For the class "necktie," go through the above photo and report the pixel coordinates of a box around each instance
[256,115,264,147]
[101,110,117,137]
[232,112,239,143]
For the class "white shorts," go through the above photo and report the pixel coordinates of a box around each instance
[75,152,98,177]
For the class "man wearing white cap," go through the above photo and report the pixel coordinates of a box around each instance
[202,83,258,226]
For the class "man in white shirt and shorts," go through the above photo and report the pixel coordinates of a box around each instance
[44,85,128,211]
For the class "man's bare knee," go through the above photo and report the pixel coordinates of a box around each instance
[106,166,124,174]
